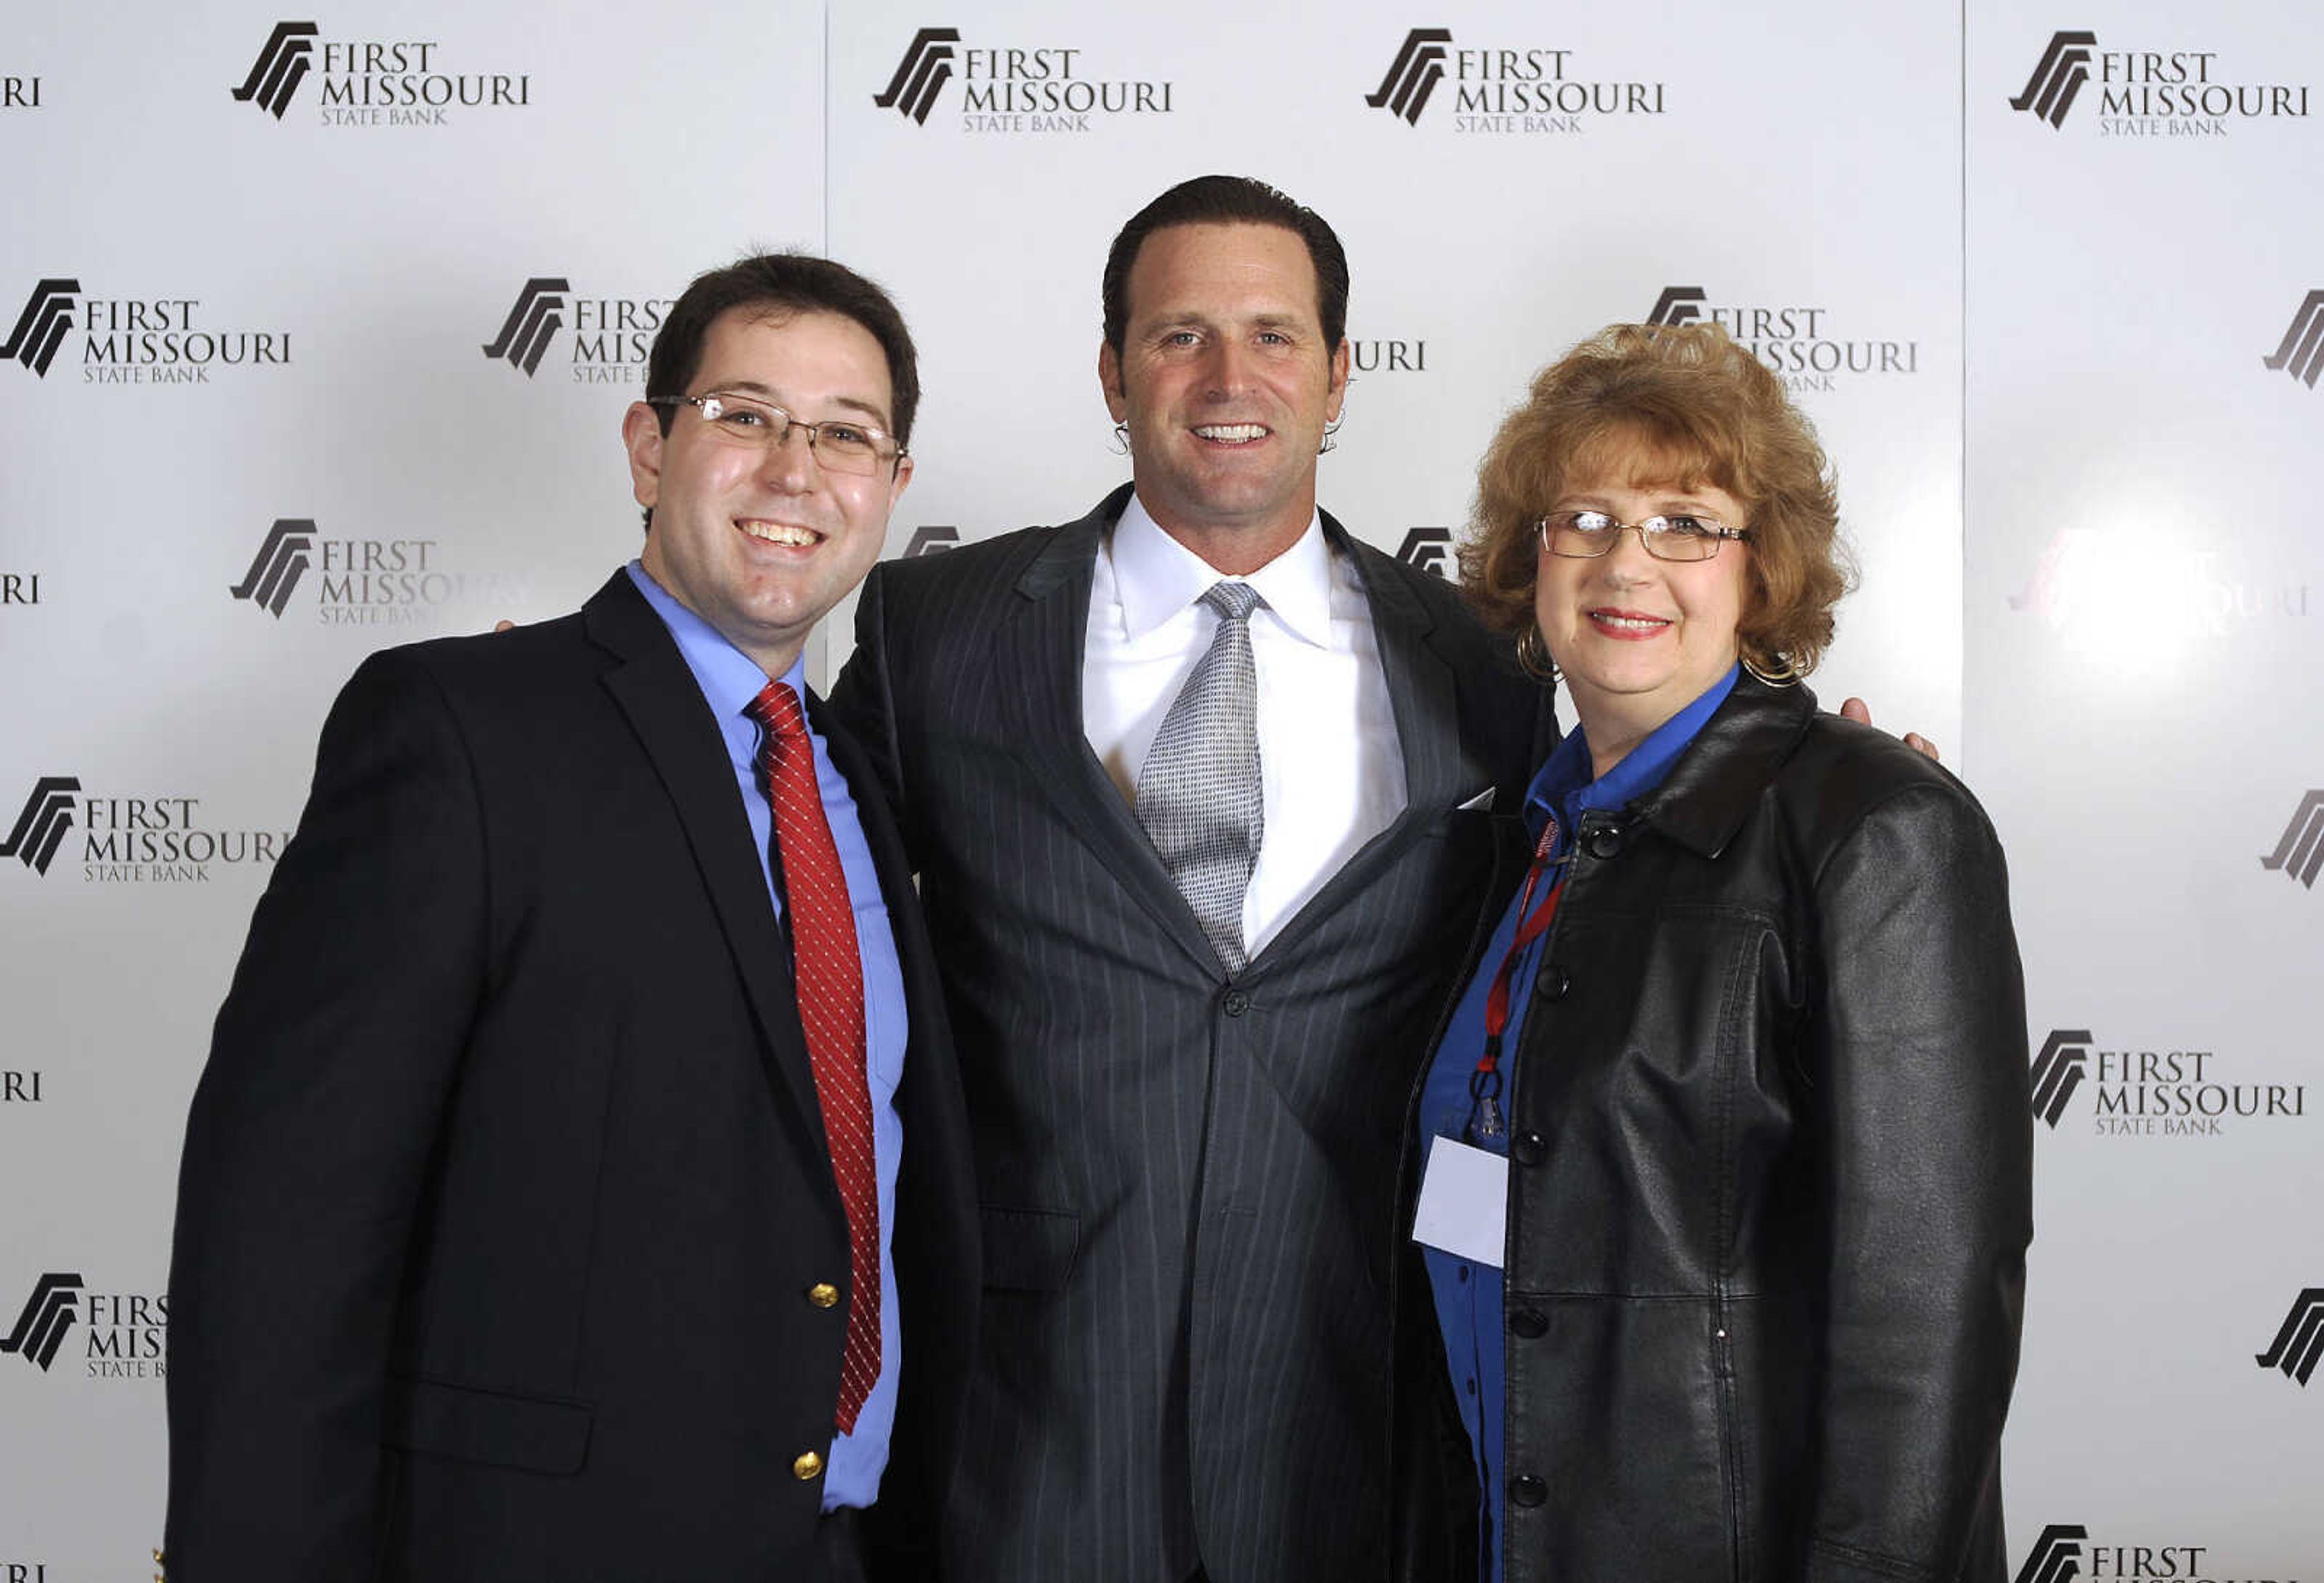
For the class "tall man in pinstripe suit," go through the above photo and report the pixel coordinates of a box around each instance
[830,177,1551,1583]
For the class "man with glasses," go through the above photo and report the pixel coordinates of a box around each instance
[829,176,1550,1583]
[166,254,976,1583]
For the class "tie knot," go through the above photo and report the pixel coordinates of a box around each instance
[747,679,808,739]
[1201,581,1261,624]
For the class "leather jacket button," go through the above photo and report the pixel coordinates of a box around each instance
[1509,1308,1548,1340]
[1223,989,1250,1017]
[1535,964,1570,1001]
[1583,825,1622,859]
[1511,1131,1546,1166]
[1509,1473,1548,1508]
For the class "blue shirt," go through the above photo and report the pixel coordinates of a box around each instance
[1417,664,1738,1581]
[626,562,908,1511]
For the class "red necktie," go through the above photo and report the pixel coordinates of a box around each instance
[746,680,880,1432]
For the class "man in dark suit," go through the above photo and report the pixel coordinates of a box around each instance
[829,177,1551,1583]
[165,254,976,1583]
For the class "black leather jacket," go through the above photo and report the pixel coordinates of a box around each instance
[1393,675,2032,1583]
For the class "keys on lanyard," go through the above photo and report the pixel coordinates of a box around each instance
[1466,814,1565,1145]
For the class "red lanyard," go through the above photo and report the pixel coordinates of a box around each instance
[1466,815,1563,1144]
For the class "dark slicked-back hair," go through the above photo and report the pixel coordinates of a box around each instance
[645,252,920,448]
[1101,175,1350,356]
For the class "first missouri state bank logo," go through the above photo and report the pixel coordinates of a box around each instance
[869,26,1172,131]
[1644,286,1919,395]
[482,278,568,376]
[1,770,289,883]
[2263,292,2324,390]
[0,278,291,383]
[2007,31,2098,127]
[0,278,79,376]
[227,519,315,618]
[2262,790,2324,888]
[231,21,317,117]
[2006,28,2309,134]
[481,278,669,382]
[226,517,525,628]
[1365,28,1451,123]
[1361,27,1667,134]
[1395,528,1454,578]
[229,19,530,125]
[2012,1526,2294,1583]
[873,28,958,123]
[2013,1525,2088,1583]
[0,1270,166,1380]
[2257,1288,2324,1387]
[2027,1026,2305,1137]
[0,778,80,877]
[0,1273,84,1372]
[2028,1029,2089,1129]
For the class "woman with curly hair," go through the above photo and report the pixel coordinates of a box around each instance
[1402,322,2032,1583]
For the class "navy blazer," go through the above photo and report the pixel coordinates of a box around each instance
[166,572,977,1582]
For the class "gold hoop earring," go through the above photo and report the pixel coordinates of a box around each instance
[1516,625,1560,683]
[1741,651,1800,687]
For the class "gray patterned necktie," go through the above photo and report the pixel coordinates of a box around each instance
[1136,580,1264,975]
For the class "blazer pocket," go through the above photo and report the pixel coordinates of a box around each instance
[382,1374,594,1476]
[979,1206,1080,1293]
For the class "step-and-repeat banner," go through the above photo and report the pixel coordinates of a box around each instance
[1,1,2315,1575]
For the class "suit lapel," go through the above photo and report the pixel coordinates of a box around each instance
[1348,525,1477,819]
[998,487,1223,975]
[582,574,827,1159]
[1249,519,1485,966]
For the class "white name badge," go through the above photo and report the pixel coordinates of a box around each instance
[1412,1135,1509,1270]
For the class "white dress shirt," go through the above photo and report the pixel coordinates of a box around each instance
[1083,494,1408,959]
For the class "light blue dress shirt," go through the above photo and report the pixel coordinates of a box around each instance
[626,562,908,1511]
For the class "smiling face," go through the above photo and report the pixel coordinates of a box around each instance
[1534,453,1751,771]
[625,306,910,677]
[1098,221,1350,575]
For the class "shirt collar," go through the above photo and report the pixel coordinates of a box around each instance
[1527,663,1741,833]
[1109,491,1334,648]
[624,560,806,724]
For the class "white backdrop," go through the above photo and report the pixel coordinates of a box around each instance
[1,1,2316,1577]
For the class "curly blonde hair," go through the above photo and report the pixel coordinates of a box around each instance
[1458,321,1851,677]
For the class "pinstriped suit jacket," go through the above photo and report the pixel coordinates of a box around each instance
[830,487,1551,1583]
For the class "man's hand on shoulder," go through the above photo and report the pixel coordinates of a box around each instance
[1839,696,1940,763]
